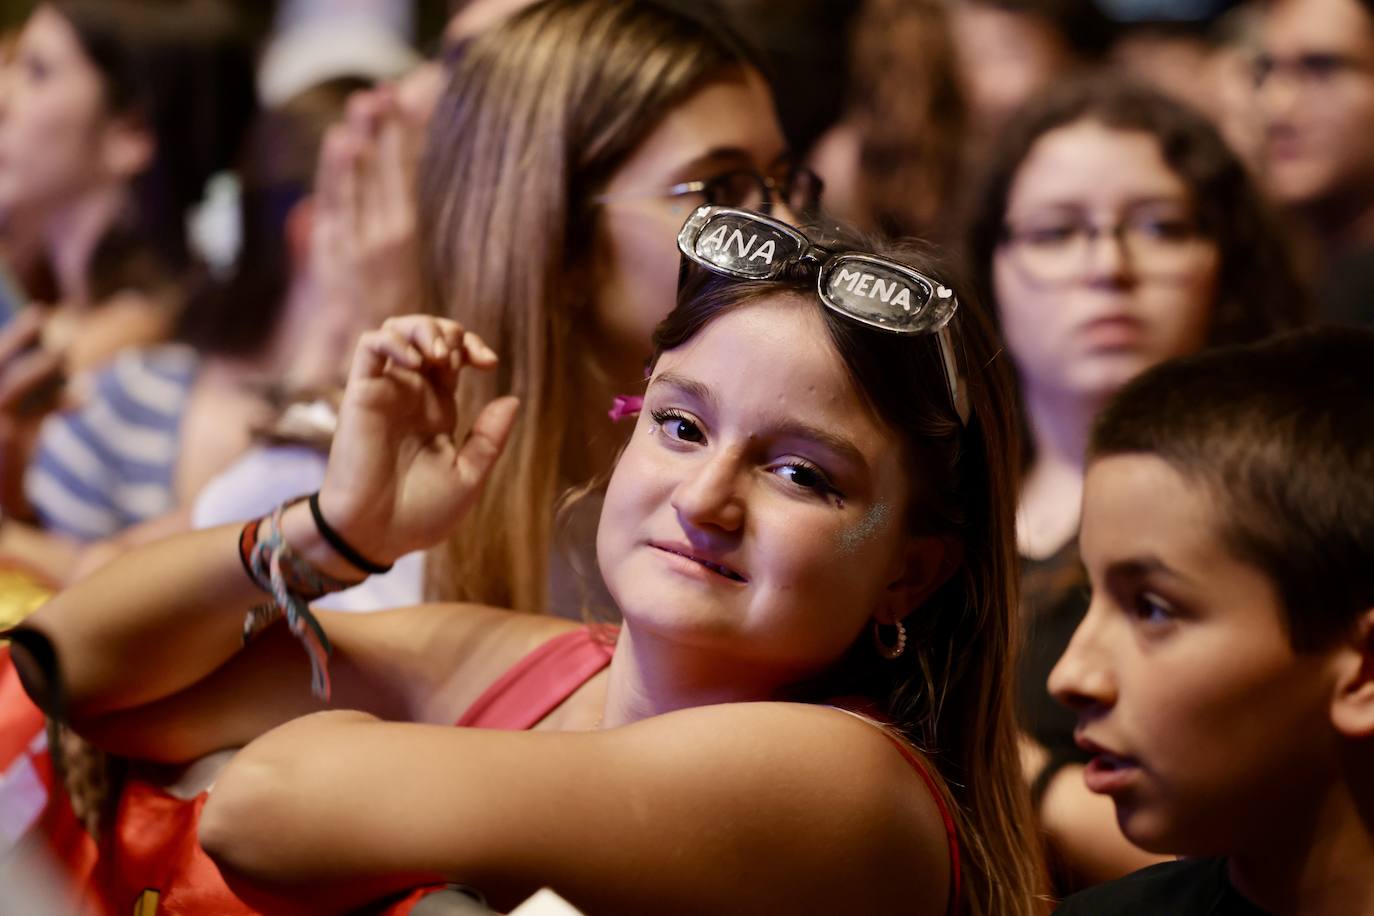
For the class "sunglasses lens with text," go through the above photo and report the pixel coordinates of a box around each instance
[820,256,954,334]
[690,212,800,280]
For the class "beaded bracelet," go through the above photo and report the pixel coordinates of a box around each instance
[238,501,360,699]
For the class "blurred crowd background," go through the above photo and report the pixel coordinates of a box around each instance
[0,0,1370,909]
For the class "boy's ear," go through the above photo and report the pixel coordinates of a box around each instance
[877,536,963,626]
[1331,607,1374,739]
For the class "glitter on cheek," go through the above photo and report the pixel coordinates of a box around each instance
[836,501,891,554]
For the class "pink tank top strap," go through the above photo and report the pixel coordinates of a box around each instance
[880,732,962,916]
[455,626,615,730]
[827,699,962,916]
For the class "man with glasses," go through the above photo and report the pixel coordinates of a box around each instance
[1258,0,1374,326]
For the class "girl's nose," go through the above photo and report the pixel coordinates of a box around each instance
[670,449,745,533]
[1082,225,1136,289]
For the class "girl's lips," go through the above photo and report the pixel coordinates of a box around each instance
[650,543,748,584]
[1077,315,1145,350]
[1083,753,1141,795]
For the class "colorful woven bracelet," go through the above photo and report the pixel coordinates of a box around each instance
[237,502,360,700]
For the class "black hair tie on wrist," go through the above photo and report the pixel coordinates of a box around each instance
[308,492,394,575]
[1,625,65,723]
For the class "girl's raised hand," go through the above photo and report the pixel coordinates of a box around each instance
[315,316,519,565]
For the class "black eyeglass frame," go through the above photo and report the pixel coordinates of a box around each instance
[676,205,969,425]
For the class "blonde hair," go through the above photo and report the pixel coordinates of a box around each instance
[417,0,762,611]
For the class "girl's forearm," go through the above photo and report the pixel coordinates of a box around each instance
[18,523,267,718]
[18,503,358,719]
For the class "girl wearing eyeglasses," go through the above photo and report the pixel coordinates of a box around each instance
[11,217,1044,915]
[417,0,817,620]
[962,76,1310,893]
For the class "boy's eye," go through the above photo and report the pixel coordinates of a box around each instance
[650,408,704,444]
[1130,591,1176,624]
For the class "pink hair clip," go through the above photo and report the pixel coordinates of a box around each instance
[608,394,643,422]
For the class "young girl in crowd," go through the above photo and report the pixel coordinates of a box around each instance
[21,79,365,556]
[963,76,1309,888]
[418,0,814,615]
[1051,326,1374,915]
[12,209,1044,915]
[0,1,253,517]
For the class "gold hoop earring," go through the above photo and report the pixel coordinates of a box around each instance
[872,619,907,660]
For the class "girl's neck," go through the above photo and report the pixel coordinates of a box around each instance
[1017,382,1103,559]
[44,184,127,307]
[599,626,780,728]
[1229,769,1374,916]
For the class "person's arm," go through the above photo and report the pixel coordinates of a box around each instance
[8,316,523,756]
[0,519,81,586]
[201,702,954,916]
[64,599,574,764]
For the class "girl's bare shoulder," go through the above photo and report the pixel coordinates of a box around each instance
[340,602,586,724]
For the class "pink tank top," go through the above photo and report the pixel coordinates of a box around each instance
[455,626,615,729]
[452,628,963,914]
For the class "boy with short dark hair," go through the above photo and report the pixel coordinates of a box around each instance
[1051,326,1374,915]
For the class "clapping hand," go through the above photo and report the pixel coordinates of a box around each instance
[312,86,424,341]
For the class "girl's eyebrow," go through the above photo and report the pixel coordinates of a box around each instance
[666,146,791,183]
[648,372,716,410]
[771,418,869,470]
[648,372,869,470]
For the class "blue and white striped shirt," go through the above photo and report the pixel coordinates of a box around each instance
[26,345,200,541]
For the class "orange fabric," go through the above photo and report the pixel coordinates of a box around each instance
[87,782,255,915]
[1,648,252,914]
[0,648,101,914]
[0,630,614,916]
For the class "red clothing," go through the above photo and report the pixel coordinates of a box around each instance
[0,648,102,914]
[1,648,256,915]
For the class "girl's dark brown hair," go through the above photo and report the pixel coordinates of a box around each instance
[840,0,968,242]
[1090,325,1374,652]
[965,75,1309,349]
[654,226,1044,916]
